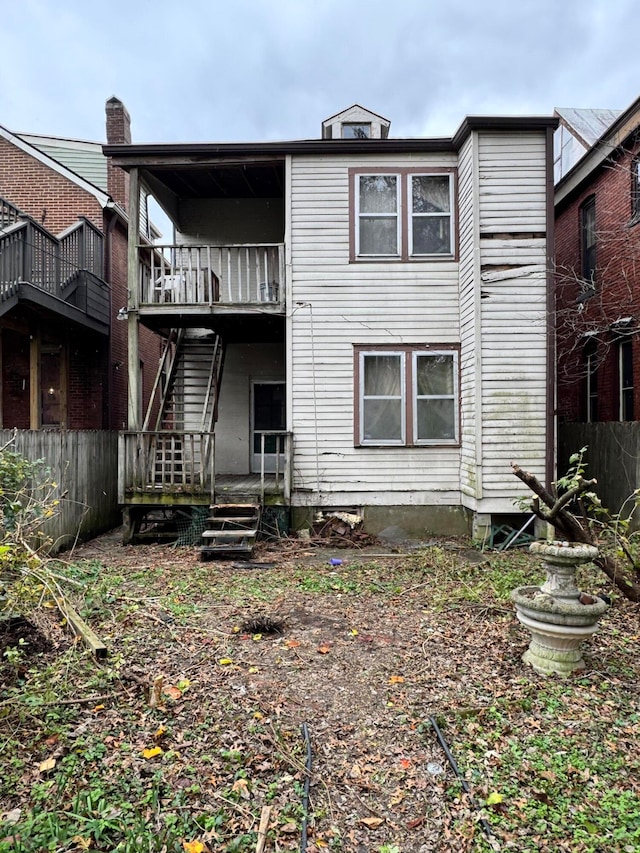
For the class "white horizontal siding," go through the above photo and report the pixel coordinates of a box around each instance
[290,152,462,500]
[478,132,547,234]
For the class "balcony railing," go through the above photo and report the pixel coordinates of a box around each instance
[118,431,215,501]
[0,216,104,299]
[119,429,292,503]
[141,243,284,306]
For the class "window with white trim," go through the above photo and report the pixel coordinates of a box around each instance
[410,175,453,256]
[357,348,458,446]
[356,175,400,257]
[632,156,640,220]
[352,170,455,260]
[619,339,634,421]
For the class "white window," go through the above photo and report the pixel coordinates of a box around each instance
[357,348,458,446]
[356,175,400,257]
[342,122,371,139]
[413,352,458,442]
[409,175,454,256]
[360,351,405,444]
[353,170,455,260]
[619,339,634,421]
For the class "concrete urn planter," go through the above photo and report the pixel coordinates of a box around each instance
[511,541,609,676]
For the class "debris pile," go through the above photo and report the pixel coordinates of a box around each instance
[310,511,376,547]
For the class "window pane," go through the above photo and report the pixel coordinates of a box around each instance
[360,217,398,255]
[359,176,397,213]
[363,398,402,441]
[416,398,455,440]
[412,176,450,213]
[416,355,454,395]
[343,123,371,139]
[412,217,451,255]
[364,355,401,395]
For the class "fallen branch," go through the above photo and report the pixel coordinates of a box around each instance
[255,805,272,853]
[59,601,107,659]
[511,461,640,602]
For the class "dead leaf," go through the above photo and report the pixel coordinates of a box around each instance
[142,747,163,759]
[70,837,92,850]
[183,841,206,853]
[280,822,298,833]
[317,643,331,654]
[359,816,384,829]
[231,779,250,799]
[91,704,105,713]
[155,725,167,739]
[38,757,56,773]
[407,816,425,829]
[284,639,301,648]
[388,675,405,684]
[164,685,182,700]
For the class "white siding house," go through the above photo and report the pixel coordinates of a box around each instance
[107,105,556,539]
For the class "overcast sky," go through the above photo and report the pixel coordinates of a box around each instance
[1,0,638,144]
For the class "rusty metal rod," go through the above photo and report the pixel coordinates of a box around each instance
[429,715,493,838]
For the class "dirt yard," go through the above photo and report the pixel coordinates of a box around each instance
[1,532,638,853]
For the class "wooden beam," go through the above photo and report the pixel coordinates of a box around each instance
[127,167,141,430]
[29,331,39,429]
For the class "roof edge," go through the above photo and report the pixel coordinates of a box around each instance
[103,115,557,165]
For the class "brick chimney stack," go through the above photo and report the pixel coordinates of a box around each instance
[105,96,131,209]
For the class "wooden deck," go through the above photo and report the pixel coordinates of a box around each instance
[215,473,286,502]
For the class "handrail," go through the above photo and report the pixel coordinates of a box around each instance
[0,216,105,293]
[0,196,22,230]
[257,430,291,502]
[142,242,285,305]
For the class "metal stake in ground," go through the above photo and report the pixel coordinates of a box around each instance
[429,716,493,839]
[300,722,312,853]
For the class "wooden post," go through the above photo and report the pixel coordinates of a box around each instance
[29,331,39,429]
[127,167,141,430]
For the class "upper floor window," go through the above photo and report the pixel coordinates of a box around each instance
[580,196,596,283]
[342,122,371,139]
[584,341,598,423]
[352,169,455,261]
[632,157,640,221]
[355,347,459,446]
[619,339,634,421]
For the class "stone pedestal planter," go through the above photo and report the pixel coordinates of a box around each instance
[511,541,609,676]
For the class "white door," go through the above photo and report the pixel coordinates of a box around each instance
[251,382,286,474]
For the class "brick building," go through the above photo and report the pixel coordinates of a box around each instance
[0,98,161,430]
[555,96,640,424]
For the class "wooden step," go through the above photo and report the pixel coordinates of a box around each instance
[200,503,261,560]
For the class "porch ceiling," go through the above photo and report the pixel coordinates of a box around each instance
[140,160,285,200]
[138,311,285,343]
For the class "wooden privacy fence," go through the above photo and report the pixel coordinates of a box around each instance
[558,422,640,517]
[0,430,120,552]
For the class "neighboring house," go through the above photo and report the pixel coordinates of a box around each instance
[555,96,640,424]
[105,104,557,541]
[0,98,161,430]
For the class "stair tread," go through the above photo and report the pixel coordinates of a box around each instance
[202,530,257,539]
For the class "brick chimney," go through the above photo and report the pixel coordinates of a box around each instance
[105,96,131,209]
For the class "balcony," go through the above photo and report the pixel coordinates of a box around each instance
[141,243,285,308]
[0,215,109,331]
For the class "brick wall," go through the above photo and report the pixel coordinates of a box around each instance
[556,141,640,423]
[0,138,102,234]
[2,329,30,428]
[0,133,162,430]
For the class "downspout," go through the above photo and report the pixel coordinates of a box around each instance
[545,125,557,491]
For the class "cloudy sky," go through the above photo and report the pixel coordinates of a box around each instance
[1,0,638,144]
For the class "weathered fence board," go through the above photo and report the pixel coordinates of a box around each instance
[558,422,640,517]
[0,430,119,551]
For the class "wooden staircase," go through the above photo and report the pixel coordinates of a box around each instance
[142,330,225,486]
[200,503,261,559]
